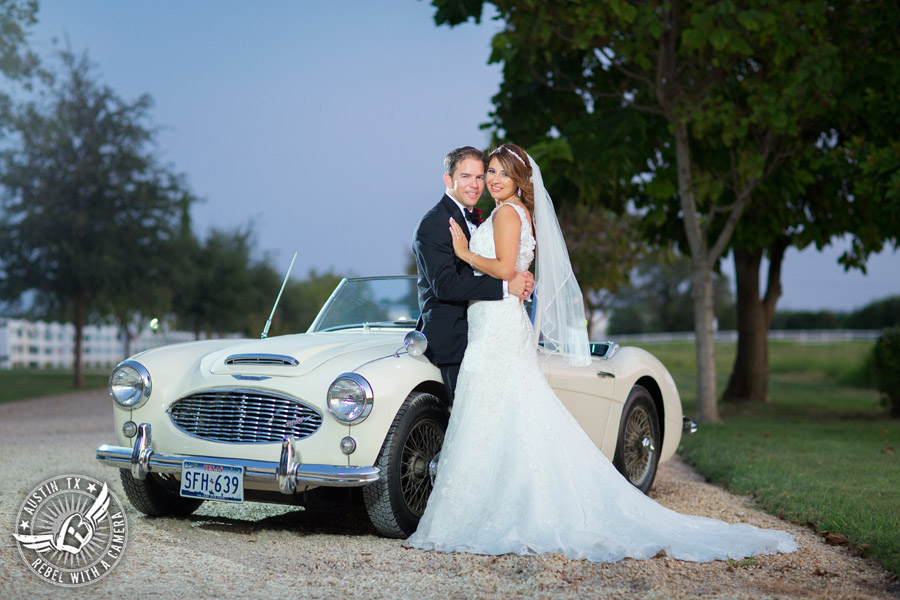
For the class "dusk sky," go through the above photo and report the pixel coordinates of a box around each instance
[25,1,899,312]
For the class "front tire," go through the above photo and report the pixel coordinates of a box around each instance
[119,470,204,516]
[613,385,661,494]
[363,391,448,538]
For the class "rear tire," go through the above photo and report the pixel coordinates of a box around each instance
[119,469,204,516]
[613,385,661,494]
[363,391,448,538]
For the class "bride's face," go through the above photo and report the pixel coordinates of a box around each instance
[486,158,516,203]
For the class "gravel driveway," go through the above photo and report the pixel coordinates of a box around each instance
[1,390,897,599]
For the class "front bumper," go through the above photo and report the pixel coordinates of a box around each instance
[95,423,379,494]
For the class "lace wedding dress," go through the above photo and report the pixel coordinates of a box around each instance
[406,202,798,562]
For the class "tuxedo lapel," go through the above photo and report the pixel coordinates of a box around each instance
[440,193,472,242]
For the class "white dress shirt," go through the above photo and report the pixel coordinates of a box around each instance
[445,191,478,237]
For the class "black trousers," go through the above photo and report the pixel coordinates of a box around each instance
[438,363,460,407]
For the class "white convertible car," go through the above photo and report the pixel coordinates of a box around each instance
[97,276,693,537]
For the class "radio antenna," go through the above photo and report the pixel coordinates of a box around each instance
[261,251,297,339]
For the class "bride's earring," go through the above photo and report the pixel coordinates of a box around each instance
[517,188,522,198]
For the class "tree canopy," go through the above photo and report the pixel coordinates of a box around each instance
[0,0,39,94]
[432,0,900,422]
[0,49,194,385]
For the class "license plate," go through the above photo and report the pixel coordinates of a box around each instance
[180,461,244,503]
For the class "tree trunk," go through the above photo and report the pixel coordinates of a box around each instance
[122,321,132,360]
[692,265,722,423]
[582,285,595,340]
[722,248,769,403]
[673,121,722,424]
[73,293,85,388]
[722,240,788,403]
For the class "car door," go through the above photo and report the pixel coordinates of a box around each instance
[547,360,617,458]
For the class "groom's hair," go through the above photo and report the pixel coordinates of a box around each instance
[443,146,484,178]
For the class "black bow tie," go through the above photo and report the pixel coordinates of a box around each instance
[465,210,479,224]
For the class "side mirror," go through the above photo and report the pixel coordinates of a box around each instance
[403,330,428,357]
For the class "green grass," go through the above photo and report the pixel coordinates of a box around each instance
[641,341,900,576]
[0,369,108,404]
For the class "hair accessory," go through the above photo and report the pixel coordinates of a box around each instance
[492,146,527,167]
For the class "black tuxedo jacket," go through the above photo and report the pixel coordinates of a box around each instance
[412,194,503,365]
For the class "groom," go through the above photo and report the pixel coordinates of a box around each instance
[412,145,534,404]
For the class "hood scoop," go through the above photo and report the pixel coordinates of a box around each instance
[225,353,299,367]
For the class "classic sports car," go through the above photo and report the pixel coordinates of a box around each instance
[96,276,693,538]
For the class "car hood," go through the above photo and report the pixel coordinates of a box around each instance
[203,331,405,377]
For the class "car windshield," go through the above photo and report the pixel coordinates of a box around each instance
[310,276,421,333]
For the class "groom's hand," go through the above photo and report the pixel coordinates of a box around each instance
[509,271,534,301]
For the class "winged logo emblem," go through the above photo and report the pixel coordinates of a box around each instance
[13,483,111,555]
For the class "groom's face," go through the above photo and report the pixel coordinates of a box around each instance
[444,158,485,209]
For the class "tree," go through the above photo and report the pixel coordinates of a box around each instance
[170,226,273,338]
[558,203,644,334]
[722,1,900,403]
[273,270,345,334]
[0,49,194,386]
[607,250,733,335]
[101,191,195,358]
[0,0,40,126]
[433,0,853,422]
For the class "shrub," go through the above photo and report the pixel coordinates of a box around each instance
[872,327,900,416]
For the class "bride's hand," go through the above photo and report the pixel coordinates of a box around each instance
[448,218,470,260]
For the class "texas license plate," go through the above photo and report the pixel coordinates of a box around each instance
[180,461,244,503]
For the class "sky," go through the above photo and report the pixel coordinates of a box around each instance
[23,1,899,313]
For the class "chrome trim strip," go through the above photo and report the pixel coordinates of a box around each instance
[225,353,299,366]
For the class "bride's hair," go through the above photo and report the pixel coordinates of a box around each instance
[488,143,534,219]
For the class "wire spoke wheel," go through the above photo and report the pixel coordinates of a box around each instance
[399,418,444,516]
[622,406,654,483]
[363,391,449,537]
[613,384,661,494]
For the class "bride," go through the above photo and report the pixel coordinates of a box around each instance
[405,143,798,562]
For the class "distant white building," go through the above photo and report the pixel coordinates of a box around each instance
[0,318,220,370]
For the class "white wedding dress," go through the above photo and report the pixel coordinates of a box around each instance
[407,203,798,562]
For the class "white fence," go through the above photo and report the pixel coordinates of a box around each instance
[611,329,881,344]
[0,318,227,370]
[0,317,883,370]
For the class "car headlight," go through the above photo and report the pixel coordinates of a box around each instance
[326,373,373,424]
[109,360,152,409]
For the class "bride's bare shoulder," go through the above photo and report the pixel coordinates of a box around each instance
[494,202,524,221]
[495,202,532,230]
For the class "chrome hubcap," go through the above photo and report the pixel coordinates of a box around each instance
[400,418,443,516]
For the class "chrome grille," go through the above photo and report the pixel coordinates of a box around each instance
[169,389,322,443]
[225,354,299,366]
